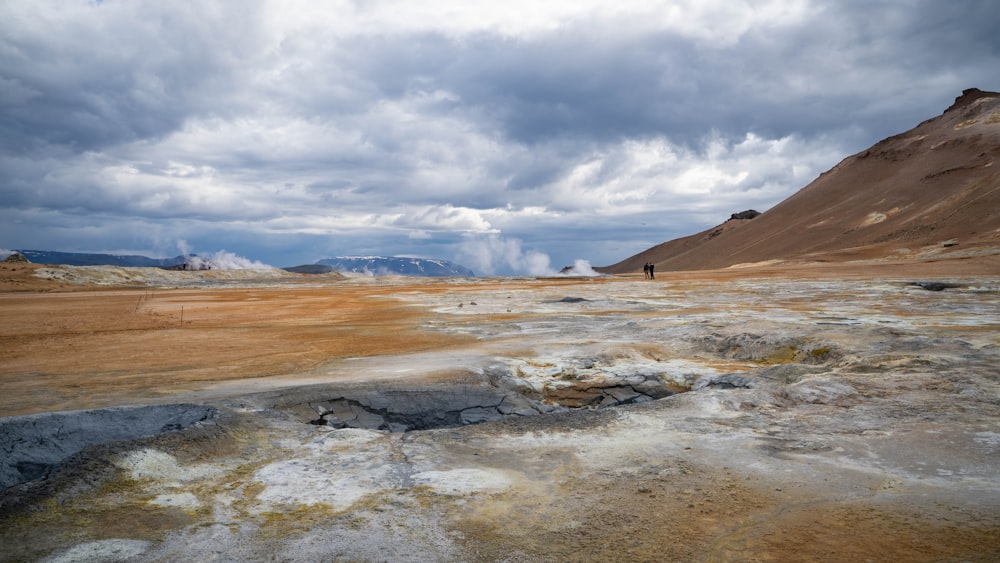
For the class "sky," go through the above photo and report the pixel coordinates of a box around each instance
[1,1,998,274]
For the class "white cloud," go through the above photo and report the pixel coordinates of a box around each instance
[391,205,495,233]
[539,133,842,215]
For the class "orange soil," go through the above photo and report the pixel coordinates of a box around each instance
[1,255,997,418]
[0,272,476,416]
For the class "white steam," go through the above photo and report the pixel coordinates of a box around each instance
[558,259,602,277]
[457,235,600,277]
[174,242,273,270]
[458,234,553,276]
[176,240,194,258]
[191,250,273,271]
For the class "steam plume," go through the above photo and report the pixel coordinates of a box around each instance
[457,235,600,277]
[190,250,273,271]
[176,241,272,270]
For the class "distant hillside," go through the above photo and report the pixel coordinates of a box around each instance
[8,250,476,277]
[600,88,1000,273]
[12,250,189,268]
[315,256,475,277]
[282,264,339,275]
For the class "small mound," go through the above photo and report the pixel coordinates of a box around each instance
[3,253,29,263]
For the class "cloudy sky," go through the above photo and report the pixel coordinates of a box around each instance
[1,1,997,274]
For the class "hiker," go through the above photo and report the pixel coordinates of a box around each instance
[648,262,655,279]
[643,262,650,279]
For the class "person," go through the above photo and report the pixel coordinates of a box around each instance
[643,262,650,279]
[648,262,655,279]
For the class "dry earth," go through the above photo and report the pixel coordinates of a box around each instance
[1,258,998,562]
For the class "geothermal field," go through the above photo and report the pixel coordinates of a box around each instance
[1,260,998,561]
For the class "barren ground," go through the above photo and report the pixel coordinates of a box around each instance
[1,257,998,562]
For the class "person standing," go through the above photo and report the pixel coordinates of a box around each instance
[648,262,655,279]
[643,262,650,279]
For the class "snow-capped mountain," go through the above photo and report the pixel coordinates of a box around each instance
[314,256,475,277]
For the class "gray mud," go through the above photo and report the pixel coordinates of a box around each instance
[1,404,217,489]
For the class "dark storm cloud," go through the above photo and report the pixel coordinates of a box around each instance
[0,4,264,155]
[336,0,999,152]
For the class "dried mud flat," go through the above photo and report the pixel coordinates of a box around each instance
[1,260,999,562]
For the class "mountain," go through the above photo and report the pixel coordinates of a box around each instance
[599,88,1000,274]
[12,250,190,268]
[282,264,339,275]
[9,250,476,277]
[314,256,475,277]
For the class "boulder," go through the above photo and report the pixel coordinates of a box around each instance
[729,209,761,221]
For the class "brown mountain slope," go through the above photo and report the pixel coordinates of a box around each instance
[600,88,1000,274]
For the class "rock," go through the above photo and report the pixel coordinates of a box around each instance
[460,407,504,425]
[496,394,544,417]
[779,380,858,406]
[729,209,761,221]
[603,386,642,403]
[910,281,961,291]
[693,373,755,391]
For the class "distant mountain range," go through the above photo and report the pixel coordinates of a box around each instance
[10,250,190,268]
[313,256,475,277]
[7,250,475,277]
[599,88,1000,273]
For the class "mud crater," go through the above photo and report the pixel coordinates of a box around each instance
[290,336,845,432]
[0,404,217,489]
[287,362,682,432]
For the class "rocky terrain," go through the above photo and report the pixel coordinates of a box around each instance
[1,262,998,561]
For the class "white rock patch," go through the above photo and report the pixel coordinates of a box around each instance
[411,468,517,496]
[42,539,151,563]
[148,492,201,510]
[114,448,224,483]
[252,428,397,511]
